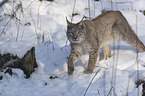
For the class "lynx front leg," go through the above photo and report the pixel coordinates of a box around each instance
[102,45,111,60]
[68,51,82,75]
[84,49,99,74]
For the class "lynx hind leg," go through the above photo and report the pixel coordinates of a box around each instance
[102,45,111,60]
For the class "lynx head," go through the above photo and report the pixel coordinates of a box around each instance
[66,17,86,44]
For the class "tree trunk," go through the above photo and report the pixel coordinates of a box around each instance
[0,47,37,78]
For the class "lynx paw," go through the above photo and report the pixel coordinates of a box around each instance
[83,70,93,74]
[68,67,74,76]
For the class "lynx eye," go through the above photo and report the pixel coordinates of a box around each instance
[77,31,81,35]
[69,32,73,35]
[67,26,71,29]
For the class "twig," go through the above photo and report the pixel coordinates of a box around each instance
[136,14,139,96]
[71,0,76,22]
[111,0,113,10]
[0,17,12,36]
[116,2,133,11]
[21,15,27,41]
[115,0,118,10]
[110,23,117,96]
[100,0,103,11]
[0,0,8,7]
[126,77,130,96]
[16,4,22,41]
[23,0,35,12]
[93,0,95,17]
[39,3,52,14]
[29,12,39,44]
[103,70,106,96]
[113,38,120,95]
[0,2,22,37]
[137,59,145,65]
[88,0,91,19]
[16,20,20,41]
[37,1,42,28]
[107,87,113,96]
[84,69,101,96]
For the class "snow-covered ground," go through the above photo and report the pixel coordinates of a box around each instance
[0,0,145,96]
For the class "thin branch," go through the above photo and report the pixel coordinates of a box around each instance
[111,0,113,10]
[126,77,130,96]
[115,0,118,10]
[88,0,91,19]
[107,87,113,96]
[23,0,35,12]
[0,2,22,37]
[29,12,38,44]
[39,3,52,14]
[103,70,106,96]
[0,17,12,36]
[93,0,95,17]
[37,1,42,28]
[100,0,103,11]
[137,59,145,65]
[71,0,76,22]
[116,2,133,11]
[136,14,139,96]
[0,0,8,7]
[113,36,121,95]
[84,69,101,96]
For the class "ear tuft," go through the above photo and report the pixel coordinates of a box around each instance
[66,17,71,26]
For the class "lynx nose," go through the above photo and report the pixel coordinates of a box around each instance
[73,35,78,40]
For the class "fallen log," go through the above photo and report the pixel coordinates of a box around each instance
[0,47,37,78]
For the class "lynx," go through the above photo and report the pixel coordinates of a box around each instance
[66,11,145,75]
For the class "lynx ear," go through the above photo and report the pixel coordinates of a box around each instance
[78,21,83,26]
[77,16,87,26]
[66,17,72,26]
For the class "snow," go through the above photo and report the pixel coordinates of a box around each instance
[0,0,145,96]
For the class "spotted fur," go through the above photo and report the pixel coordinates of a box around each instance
[66,11,145,75]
